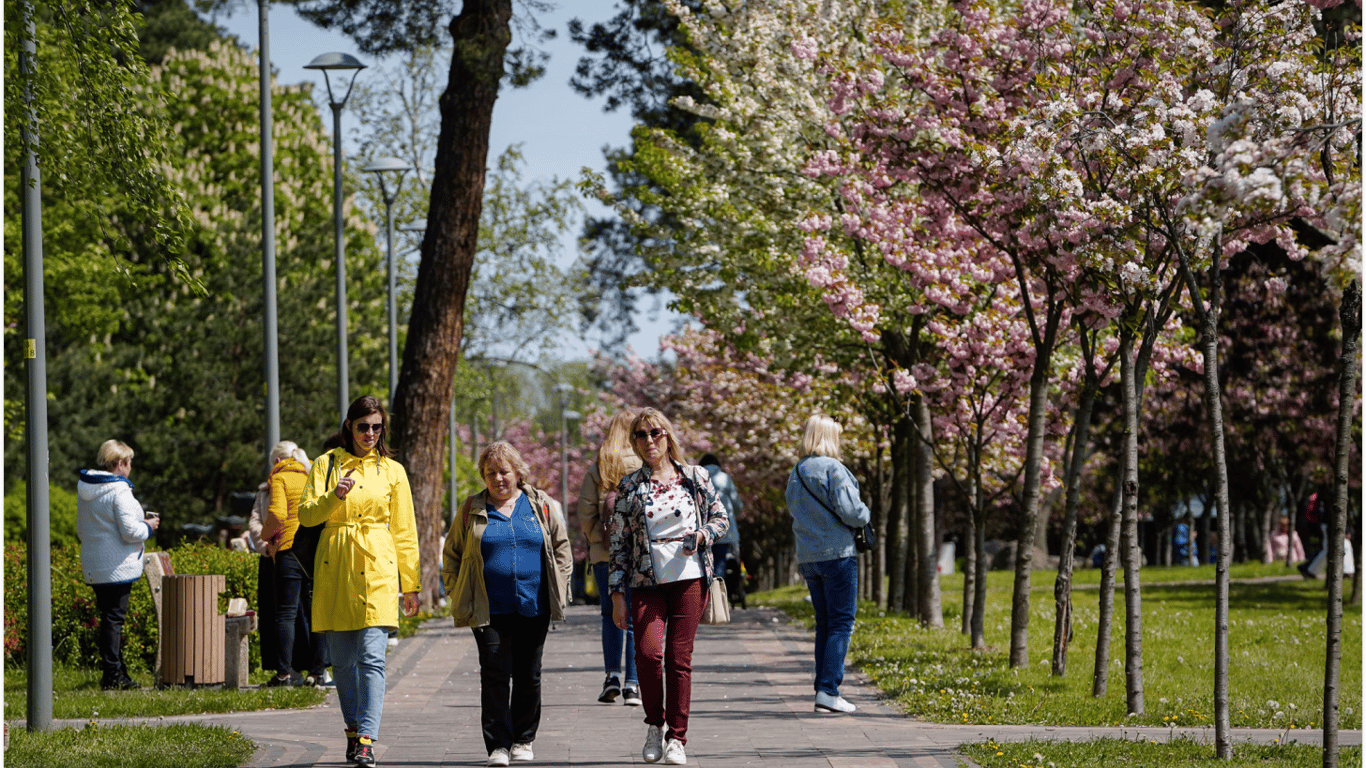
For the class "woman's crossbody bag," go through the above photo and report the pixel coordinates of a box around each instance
[796,462,876,554]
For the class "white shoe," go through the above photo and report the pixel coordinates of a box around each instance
[642,725,664,763]
[511,742,533,762]
[663,738,687,765]
[487,747,511,766]
[814,691,856,713]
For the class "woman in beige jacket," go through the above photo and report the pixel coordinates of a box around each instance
[443,441,573,767]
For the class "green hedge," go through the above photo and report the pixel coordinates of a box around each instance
[4,542,260,672]
[4,481,80,550]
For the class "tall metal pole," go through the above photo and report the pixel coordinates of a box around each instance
[21,0,53,731]
[258,0,280,456]
[331,101,348,421]
[559,388,569,508]
[385,195,397,403]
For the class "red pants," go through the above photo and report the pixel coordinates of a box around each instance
[630,577,707,744]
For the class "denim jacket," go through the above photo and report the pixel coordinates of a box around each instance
[786,456,871,565]
[607,461,729,592]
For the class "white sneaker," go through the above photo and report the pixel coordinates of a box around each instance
[663,738,687,765]
[642,724,664,763]
[814,691,856,713]
[511,742,533,762]
[487,747,511,766]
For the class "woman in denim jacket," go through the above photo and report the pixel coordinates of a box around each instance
[607,408,728,765]
[785,414,870,715]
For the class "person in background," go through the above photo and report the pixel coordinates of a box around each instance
[609,408,728,766]
[698,453,742,593]
[1263,514,1306,566]
[259,441,330,687]
[239,475,280,679]
[578,408,642,707]
[444,441,573,767]
[77,439,160,691]
[785,414,870,715]
[299,396,421,768]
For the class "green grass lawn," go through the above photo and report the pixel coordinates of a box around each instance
[6,723,254,768]
[961,737,1361,768]
[754,562,1361,730]
[4,665,325,720]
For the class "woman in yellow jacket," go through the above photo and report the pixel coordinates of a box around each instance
[299,395,420,768]
[443,441,572,767]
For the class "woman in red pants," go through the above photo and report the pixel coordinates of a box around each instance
[607,408,729,766]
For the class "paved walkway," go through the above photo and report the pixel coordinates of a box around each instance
[55,604,1363,766]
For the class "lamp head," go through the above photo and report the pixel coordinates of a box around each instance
[304,52,366,71]
[362,157,412,174]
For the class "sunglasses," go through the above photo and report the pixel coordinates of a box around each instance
[354,423,384,434]
[634,428,667,441]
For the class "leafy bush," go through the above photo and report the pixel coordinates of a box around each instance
[4,481,80,549]
[5,541,261,672]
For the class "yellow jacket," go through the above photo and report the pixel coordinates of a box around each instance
[442,486,572,628]
[259,458,308,556]
[298,447,421,632]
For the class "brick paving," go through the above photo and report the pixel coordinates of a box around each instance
[29,603,1361,766]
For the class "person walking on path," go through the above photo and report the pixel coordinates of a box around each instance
[609,408,729,765]
[785,414,871,715]
[578,408,643,707]
[77,439,160,691]
[259,441,330,687]
[698,453,742,602]
[299,395,421,767]
[444,440,574,767]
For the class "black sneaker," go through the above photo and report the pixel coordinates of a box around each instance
[345,731,359,762]
[598,675,621,703]
[101,675,139,691]
[266,672,305,687]
[353,735,376,766]
[622,685,641,706]
[1299,562,1318,580]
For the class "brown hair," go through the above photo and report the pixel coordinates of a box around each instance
[332,395,392,458]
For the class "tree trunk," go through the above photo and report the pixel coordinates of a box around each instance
[872,442,887,608]
[1009,340,1057,667]
[887,416,911,612]
[390,0,513,611]
[915,396,942,628]
[962,509,975,636]
[1119,329,1145,715]
[1093,484,1122,696]
[1182,249,1234,758]
[971,462,988,650]
[1322,280,1360,768]
[1054,362,1098,676]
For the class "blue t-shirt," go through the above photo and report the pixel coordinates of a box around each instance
[481,494,548,617]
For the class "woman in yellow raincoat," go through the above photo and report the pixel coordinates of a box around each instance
[299,395,420,767]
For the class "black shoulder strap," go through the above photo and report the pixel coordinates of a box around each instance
[326,452,336,486]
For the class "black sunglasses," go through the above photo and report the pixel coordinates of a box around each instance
[355,423,384,434]
[634,428,667,441]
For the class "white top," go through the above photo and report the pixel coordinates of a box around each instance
[645,476,704,584]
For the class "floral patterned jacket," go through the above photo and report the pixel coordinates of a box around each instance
[607,460,729,592]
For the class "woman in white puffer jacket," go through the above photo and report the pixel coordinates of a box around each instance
[77,439,160,690]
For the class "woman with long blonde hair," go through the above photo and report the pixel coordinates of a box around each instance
[577,408,643,705]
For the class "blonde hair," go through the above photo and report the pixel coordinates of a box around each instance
[96,439,134,471]
[269,441,312,472]
[800,414,843,461]
[631,408,686,466]
[479,441,532,489]
[598,408,643,491]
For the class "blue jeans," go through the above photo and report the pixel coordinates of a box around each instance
[593,562,637,685]
[328,627,389,739]
[798,556,858,697]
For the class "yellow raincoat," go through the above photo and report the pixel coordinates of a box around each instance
[298,447,421,633]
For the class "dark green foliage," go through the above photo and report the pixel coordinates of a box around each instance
[4,480,80,549]
[136,0,231,64]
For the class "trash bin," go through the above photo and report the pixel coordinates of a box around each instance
[159,574,226,686]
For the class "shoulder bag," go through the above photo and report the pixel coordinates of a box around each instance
[796,461,876,554]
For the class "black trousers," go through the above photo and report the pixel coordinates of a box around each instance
[92,581,133,681]
[274,549,329,676]
[472,612,550,753]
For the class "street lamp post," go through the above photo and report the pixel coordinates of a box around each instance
[555,383,580,522]
[361,157,411,405]
[258,0,280,458]
[305,52,365,422]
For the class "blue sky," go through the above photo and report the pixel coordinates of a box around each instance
[215,1,683,362]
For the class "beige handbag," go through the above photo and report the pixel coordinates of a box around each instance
[701,577,730,625]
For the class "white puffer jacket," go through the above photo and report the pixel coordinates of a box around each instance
[77,470,153,585]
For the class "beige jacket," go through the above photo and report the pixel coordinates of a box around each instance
[443,486,573,628]
[577,463,611,564]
